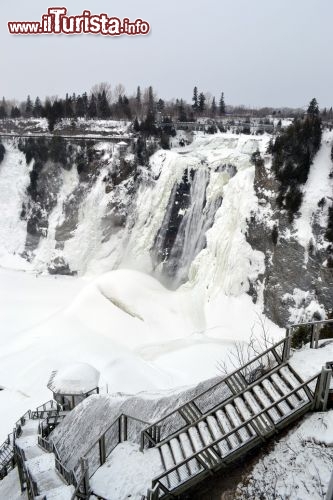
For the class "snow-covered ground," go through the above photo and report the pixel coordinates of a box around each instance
[0,266,282,443]
[237,410,333,500]
[0,128,332,499]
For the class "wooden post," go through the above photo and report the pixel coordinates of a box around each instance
[15,448,26,493]
[80,457,90,499]
[315,365,332,411]
[326,469,333,500]
[120,414,127,442]
[282,330,291,362]
[310,323,315,349]
[99,435,106,465]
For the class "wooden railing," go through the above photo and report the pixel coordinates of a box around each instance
[287,318,333,349]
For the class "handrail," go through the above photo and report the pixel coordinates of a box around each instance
[143,319,333,447]
[288,318,333,329]
[83,413,151,459]
[82,414,121,459]
[153,362,315,448]
[142,337,287,442]
[151,373,320,488]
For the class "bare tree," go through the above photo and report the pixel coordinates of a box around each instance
[217,312,274,376]
[90,82,112,103]
[113,83,126,102]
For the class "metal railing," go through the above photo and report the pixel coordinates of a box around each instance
[73,413,151,481]
[31,399,61,419]
[142,337,289,448]
[142,319,333,449]
[38,412,68,438]
[149,373,321,498]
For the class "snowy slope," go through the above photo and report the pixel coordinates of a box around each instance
[0,132,284,441]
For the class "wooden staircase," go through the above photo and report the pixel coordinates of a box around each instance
[146,364,319,498]
[1,319,333,499]
[143,319,333,499]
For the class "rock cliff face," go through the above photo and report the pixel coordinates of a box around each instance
[0,130,332,326]
[247,137,333,326]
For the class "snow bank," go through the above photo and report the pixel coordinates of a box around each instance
[237,411,333,500]
[48,362,100,395]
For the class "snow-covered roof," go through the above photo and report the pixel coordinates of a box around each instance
[117,141,128,146]
[47,363,100,395]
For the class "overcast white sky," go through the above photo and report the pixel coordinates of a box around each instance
[1,0,333,108]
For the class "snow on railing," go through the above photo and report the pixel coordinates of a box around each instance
[287,318,333,350]
[149,373,320,497]
[142,337,288,447]
[142,320,333,449]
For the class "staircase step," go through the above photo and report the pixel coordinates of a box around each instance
[160,443,175,470]
[262,378,292,416]
[34,468,67,494]
[224,404,252,442]
[233,397,256,437]
[279,366,308,401]
[178,433,200,475]
[160,444,176,489]
[197,421,214,447]
[169,439,189,483]
[252,385,280,423]
[215,410,241,449]
[206,415,230,456]
[272,372,306,409]
[187,426,218,468]
[42,484,75,499]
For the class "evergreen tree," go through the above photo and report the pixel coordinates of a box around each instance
[307,98,319,117]
[121,95,132,119]
[76,95,85,118]
[148,86,155,114]
[198,92,206,113]
[33,97,43,118]
[133,117,140,132]
[82,92,89,116]
[64,94,74,118]
[87,94,97,118]
[271,107,322,219]
[136,86,141,105]
[25,95,33,117]
[10,106,21,118]
[157,99,165,112]
[219,92,226,115]
[211,97,217,116]
[98,90,111,119]
[0,97,7,119]
[192,86,198,112]
[178,99,187,122]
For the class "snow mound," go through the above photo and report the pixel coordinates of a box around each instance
[48,362,100,395]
